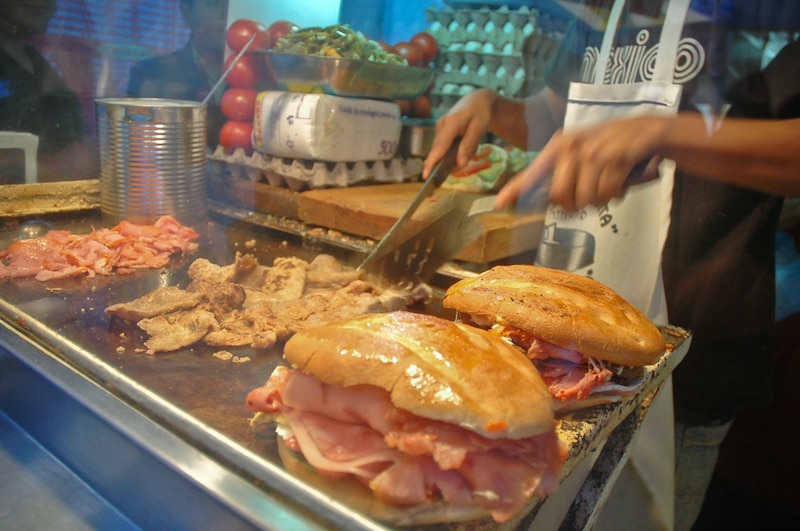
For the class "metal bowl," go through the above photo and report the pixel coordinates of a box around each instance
[266,52,434,100]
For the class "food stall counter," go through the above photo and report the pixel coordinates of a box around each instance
[0,200,690,529]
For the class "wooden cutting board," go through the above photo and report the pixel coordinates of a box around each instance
[296,182,545,264]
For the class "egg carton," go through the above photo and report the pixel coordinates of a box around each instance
[435,50,526,94]
[426,5,542,50]
[426,5,570,44]
[432,34,561,97]
[208,145,423,192]
[425,3,568,104]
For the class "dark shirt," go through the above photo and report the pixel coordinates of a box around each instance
[543,2,797,424]
[666,41,800,425]
[0,43,85,154]
[127,43,225,147]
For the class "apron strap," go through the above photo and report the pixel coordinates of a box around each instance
[594,0,627,84]
[594,0,692,85]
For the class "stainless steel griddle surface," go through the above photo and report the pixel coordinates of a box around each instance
[0,214,297,446]
[0,211,691,530]
[0,212,452,530]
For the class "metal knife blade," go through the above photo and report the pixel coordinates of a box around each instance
[357,139,460,273]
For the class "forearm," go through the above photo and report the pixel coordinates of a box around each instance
[662,114,800,197]
[487,89,564,151]
[485,94,528,148]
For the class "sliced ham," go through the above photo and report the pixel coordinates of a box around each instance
[527,338,586,364]
[246,365,291,415]
[247,367,564,523]
[0,216,199,282]
[279,370,412,434]
[535,359,612,401]
[488,322,621,407]
[0,234,70,279]
[285,408,402,479]
[369,455,475,507]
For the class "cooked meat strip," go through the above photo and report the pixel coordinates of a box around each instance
[205,308,255,346]
[205,308,280,349]
[305,253,363,292]
[244,294,324,341]
[231,253,269,289]
[206,282,247,312]
[139,309,218,352]
[190,280,247,316]
[242,279,397,342]
[259,257,308,300]
[107,252,427,355]
[106,286,203,321]
[187,258,234,285]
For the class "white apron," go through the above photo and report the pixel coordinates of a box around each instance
[535,0,689,323]
[532,0,691,528]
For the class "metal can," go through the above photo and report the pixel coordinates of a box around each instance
[95,97,208,226]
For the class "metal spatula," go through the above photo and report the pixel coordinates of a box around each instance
[357,139,488,284]
[357,139,460,273]
[360,193,483,285]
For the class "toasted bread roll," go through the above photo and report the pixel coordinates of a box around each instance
[443,265,666,366]
[283,310,554,439]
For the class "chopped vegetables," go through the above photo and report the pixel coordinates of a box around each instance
[272,24,408,65]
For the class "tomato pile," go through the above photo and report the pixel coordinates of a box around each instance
[383,32,439,119]
[218,22,441,152]
[219,19,299,153]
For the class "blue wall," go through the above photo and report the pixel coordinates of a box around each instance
[339,0,446,44]
[229,0,342,30]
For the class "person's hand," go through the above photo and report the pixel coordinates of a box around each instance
[422,88,498,179]
[496,115,669,212]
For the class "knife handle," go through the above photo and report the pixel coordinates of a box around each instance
[429,138,461,187]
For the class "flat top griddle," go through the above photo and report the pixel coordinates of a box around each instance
[0,209,691,530]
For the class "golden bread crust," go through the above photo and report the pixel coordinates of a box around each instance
[442,265,666,366]
[282,310,554,439]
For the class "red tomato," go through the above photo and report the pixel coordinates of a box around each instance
[226,19,271,52]
[219,120,254,153]
[393,41,425,67]
[220,88,257,121]
[223,53,264,89]
[267,20,299,47]
[410,94,432,118]
[452,160,492,177]
[451,145,496,176]
[410,32,439,64]
[395,99,412,117]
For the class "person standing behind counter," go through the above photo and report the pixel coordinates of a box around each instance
[127,0,228,147]
[424,3,800,530]
[0,0,98,184]
[497,41,800,531]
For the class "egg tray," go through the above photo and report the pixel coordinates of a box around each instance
[207,145,423,192]
[425,4,570,50]
[423,3,570,114]
[429,27,562,110]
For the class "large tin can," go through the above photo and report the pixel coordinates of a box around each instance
[95,98,207,225]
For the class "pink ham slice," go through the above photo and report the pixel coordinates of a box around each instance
[246,367,564,523]
[524,336,615,404]
[0,216,199,281]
